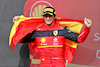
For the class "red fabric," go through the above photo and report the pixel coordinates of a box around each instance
[9,18,84,66]
[56,18,84,24]
[10,18,84,51]
[77,27,90,43]
[63,44,76,63]
[11,18,45,50]
[35,23,65,67]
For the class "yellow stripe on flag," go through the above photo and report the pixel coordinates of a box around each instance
[9,15,34,45]
[59,21,83,48]
[59,21,83,34]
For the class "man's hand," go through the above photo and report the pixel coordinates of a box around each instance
[13,16,20,23]
[84,17,92,28]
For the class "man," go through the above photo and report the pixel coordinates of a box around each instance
[13,7,92,67]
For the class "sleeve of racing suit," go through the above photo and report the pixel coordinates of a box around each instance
[77,27,90,43]
[19,30,36,43]
[64,27,90,43]
[64,27,79,42]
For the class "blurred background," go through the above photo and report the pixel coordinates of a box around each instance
[0,0,99,67]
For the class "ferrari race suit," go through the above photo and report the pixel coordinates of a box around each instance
[21,22,90,67]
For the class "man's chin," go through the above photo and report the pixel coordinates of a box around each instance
[46,22,52,25]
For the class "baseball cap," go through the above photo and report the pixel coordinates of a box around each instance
[42,7,56,16]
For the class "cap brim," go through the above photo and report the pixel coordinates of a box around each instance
[42,12,53,16]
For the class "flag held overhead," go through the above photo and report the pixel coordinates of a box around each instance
[9,15,84,63]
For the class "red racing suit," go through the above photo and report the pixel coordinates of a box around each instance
[21,22,90,67]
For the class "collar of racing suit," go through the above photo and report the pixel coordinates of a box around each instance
[44,22,57,30]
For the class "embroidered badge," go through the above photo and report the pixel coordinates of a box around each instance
[53,30,58,36]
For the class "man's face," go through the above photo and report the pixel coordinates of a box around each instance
[43,15,55,25]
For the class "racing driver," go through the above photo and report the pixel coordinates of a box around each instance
[13,7,92,67]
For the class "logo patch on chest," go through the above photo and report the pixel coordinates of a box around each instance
[53,37,59,45]
[40,38,47,46]
[41,38,46,43]
[53,30,58,36]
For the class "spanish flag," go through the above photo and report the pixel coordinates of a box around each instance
[9,15,84,63]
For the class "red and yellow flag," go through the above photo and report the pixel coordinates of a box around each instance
[9,15,45,51]
[9,15,84,63]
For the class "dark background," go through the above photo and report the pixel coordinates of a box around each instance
[0,0,30,67]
